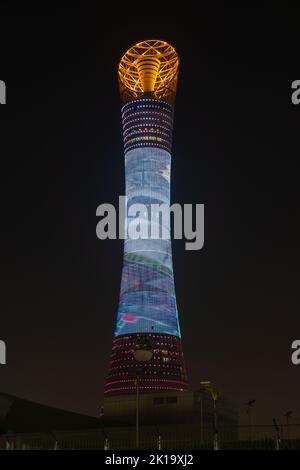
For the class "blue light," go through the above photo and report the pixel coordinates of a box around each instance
[115,146,181,337]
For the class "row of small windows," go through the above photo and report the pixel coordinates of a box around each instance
[122,106,172,119]
[118,336,171,340]
[111,360,181,367]
[124,129,171,141]
[123,120,172,132]
[113,351,180,357]
[123,107,171,114]
[106,387,185,393]
[122,111,173,125]
[125,142,171,152]
[115,341,181,348]
[114,333,178,341]
[111,356,181,363]
[111,370,181,377]
[122,98,171,106]
[123,122,172,136]
[125,135,168,144]
[106,377,185,384]
[118,349,178,356]
[123,104,172,113]
[119,350,173,356]
[124,126,170,134]
[111,368,181,375]
[113,350,180,357]
[125,143,171,153]
[111,363,182,369]
[111,361,181,368]
[122,100,172,115]
[112,372,181,377]
[106,380,185,385]
[123,111,173,125]
[115,345,172,351]
[110,372,182,377]
[116,346,178,351]
[123,118,172,130]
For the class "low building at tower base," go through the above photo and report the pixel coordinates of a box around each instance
[101,389,238,448]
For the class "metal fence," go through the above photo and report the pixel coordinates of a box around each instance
[0,425,300,450]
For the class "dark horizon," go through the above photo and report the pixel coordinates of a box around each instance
[1,6,300,425]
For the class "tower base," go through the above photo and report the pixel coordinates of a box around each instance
[104,333,188,396]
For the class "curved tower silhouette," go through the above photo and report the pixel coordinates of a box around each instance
[105,40,188,396]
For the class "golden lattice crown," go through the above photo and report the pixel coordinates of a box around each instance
[119,40,179,98]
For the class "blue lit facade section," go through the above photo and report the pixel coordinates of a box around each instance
[115,146,181,337]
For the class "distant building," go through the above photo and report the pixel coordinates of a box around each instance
[0,392,101,434]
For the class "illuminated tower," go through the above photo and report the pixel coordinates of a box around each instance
[105,40,188,396]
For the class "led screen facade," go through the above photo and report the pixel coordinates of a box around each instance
[115,145,181,337]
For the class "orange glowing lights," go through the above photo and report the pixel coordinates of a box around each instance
[119,40,179,98]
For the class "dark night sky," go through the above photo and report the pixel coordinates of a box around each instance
[0,6,299,425]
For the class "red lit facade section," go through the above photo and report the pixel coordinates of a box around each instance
[105,333,188,396]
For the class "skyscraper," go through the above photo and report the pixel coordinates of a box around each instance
[105,40,188,396]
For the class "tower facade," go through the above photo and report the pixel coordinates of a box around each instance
[105,40,188,396]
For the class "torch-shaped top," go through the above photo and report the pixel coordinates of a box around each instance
[119,39,179,99]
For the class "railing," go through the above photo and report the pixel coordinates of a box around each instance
[0,425,300,450]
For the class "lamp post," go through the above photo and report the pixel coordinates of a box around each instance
[134,372,141,450]
[197,387,206,446]
[133,339,153,449]
[284,411,292,441]
[245,400,256,442]
[200,381,220,450]
[272,418,281,450]
[104,437,110,450]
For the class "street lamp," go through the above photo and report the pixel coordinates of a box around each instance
[272,418,281,450]
[200,381,220,450]
[155,426,163,450]
[197,387,207,446]
[245,399,256,441]
[284,411,292,441]
[133,337,153,449]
